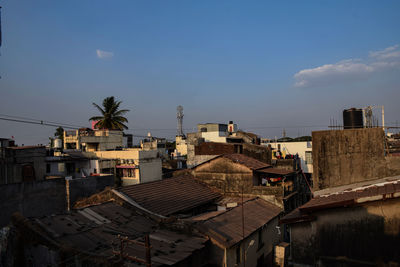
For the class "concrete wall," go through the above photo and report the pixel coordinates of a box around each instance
[312,128,400,190]
[0,175,114,227]
[290,198,400,265]
[242,143,272,165]
[0,147,47,184]
[201,132,228,143]
[68,175,114,204]
[138,157,162,184]
[0,179,66,227]
[193,157,254,194]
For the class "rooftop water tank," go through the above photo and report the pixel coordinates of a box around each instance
[54,139,63,149]
[343,108,363,129]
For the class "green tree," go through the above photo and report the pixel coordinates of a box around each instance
[89,96,130,130]
[54,127,64,140]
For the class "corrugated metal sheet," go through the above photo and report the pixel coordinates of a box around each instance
[281,177,400,224]
[28,201,207,266]
[119,176,221,216]
[300,178,400,212]
[197,198,281,248]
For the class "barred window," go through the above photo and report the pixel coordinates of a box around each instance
[305,151,313,164]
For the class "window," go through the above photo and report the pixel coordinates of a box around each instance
[305,151,313,164]
[46,164,51,173]
[58,163,65,173]
[236,244,242,264]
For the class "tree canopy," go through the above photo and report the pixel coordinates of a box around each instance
[89,96,130,130]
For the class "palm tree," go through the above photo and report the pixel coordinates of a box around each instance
[89,96,130,130]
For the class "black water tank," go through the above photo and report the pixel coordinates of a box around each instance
[343,108,363,129]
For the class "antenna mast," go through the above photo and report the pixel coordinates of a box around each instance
[177,105,184,136]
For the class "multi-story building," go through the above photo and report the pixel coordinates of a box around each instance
[45,150,100,179]
[262,140,313,174]
[64,128,123,151]
[92,149,162,186]
[140,135,167,157]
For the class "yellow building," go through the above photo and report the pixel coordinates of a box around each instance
[175,135,188,156]
[92,149,162,186]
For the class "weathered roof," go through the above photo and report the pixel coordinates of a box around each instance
[119,176,221,216]
[301,178,400,212]
[14,201,206,266]
[222,154,271,170]
[196,198,281,248]
[281,176,400,224]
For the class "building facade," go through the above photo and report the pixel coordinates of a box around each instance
[92,149,162,186]
[64,128,123,151]
[263,141,313,174]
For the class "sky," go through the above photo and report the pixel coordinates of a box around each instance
[1,0,400,145]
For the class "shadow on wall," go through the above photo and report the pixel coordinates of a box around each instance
[291,202,400,266]
[0,175,114,228]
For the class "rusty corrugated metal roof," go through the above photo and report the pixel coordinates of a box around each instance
[21,201,207,266]
[197,198,281,248]
[119,175,221,216]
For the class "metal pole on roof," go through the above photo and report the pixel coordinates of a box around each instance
[242,181,246,267]
[145,234,152,267]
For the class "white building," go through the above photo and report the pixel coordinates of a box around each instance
[262,141,313,174]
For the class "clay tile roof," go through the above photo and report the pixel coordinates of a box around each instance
[119,176,221,216]
[222,154,270,170]
[198,198,281,248]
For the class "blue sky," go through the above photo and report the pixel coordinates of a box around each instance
[1,0,400,144]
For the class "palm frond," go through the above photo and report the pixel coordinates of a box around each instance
[114,109,130,116]
[92,103,105,115]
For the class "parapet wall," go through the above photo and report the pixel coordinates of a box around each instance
[0,175,114,227]
[312,128,400,190]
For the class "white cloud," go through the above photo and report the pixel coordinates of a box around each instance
[96,49,114,59]
[294,45,400,88]
[369,45,400,60]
